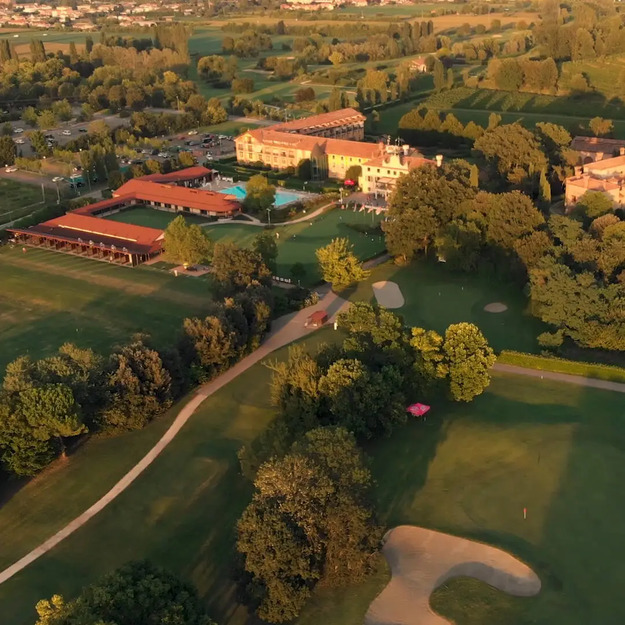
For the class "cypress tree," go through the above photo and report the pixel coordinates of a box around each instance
[539,169,551,206]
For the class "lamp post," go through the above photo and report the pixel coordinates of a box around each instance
[266,205,272,225]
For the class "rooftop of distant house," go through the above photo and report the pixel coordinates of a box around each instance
[273,107,366,133]
[571,136,625,154]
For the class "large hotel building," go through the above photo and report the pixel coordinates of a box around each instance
[235,108,435,197]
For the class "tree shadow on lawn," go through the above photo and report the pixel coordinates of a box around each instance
[381,380,625,625]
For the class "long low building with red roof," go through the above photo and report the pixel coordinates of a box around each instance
[9,214,164,266]
[7,167,241,266]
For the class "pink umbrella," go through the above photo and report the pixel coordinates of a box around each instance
[407,403,431,417]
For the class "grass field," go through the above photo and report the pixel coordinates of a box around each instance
[0,246,212,370]
[105,206,213,229]
[204,207,385,283]
[0,325,623,625]
[347,260,546,353]
[0,179,44,223]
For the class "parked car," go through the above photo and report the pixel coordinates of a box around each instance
[61,129,71,136]
[13,127,23,134]
[187,129,198,135]
[5,166,17,172]
[158,152,169,158]
[78,128,88,133]
[45,134,54,140]
[52,176,64,183]
[15,138,24,144]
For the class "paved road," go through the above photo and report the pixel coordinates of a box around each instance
[203,201,336,228]
[365,525,540,625]
[494,362,625,394]
[0,288,348,586]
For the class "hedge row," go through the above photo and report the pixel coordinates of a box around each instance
[498,350,625,384]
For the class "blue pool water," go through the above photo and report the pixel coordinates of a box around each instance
[218,185,302,207]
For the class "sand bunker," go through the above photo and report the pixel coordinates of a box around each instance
[484,302,508,313]
[365,525,541,625]
[372,281,405,309]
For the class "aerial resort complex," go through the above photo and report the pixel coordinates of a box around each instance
[2,3,625,625]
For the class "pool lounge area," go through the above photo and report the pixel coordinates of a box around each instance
[210,182,309,207]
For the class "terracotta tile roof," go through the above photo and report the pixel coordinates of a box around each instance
[584,154,625,171]
[325,138,381,159]
[273,107,365,133]
[566,175,621,191]
[114,179,240,214]
[239,128,382,159]
[138,166,212,184]
[9,213,164,255]
[571,136,625,154]
[238,128,324,151]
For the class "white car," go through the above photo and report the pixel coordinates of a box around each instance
[187,129,198,135]
[5,166,17,172]
[158,152,169,158]
[15,138,24,144]
[62,130,71,136]
[52,176,64,183]
[13,128,23,134]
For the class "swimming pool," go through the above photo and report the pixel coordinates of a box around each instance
[218,185,303,207]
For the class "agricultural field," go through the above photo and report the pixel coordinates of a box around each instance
[204,207,385,283]
[0,323,622,625]
[0,246,212,371]
[0,179,44,224]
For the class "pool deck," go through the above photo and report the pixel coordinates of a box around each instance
[202,177,317,207]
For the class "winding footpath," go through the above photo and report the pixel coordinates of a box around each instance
[1,284,624,586]
[0,288,348,586]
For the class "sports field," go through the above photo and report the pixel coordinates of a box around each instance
[0,246,212,371]
[0,179,44,224]
[0,325,622,625]
[105,206,213,229]
[204,207,385,283]
[348,260,546,353]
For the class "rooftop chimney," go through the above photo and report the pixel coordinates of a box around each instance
[402,144,410,156]
[620,147,625,156]
[435,154,443,168]
[574,165,582,177]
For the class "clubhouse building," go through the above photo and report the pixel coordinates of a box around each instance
[235,107,435,193]
[8,166,240,266]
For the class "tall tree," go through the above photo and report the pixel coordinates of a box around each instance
[35,561,215,625]
[164,215,213,267]
[316,237,369,291]
[237,427,381,623]
[442,323,496,402]
[252,231,278,274]
[243,175,276,216]
[101,339,172,432]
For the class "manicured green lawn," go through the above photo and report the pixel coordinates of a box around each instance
[0,336,623,625]
[0,246,212,370]
[348,260,546,353]
[205,207,385,284]
[0,179,43,222]
[105,206,213,229]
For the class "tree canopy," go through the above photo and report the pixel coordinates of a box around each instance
[35,560,215,625]
[315,237,369,290]
[164,215,213,267]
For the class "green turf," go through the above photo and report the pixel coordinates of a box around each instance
[104,206,213,229]
[0,338,623,625]
[205,207,385,284]
[0,179,44,223]
[0,246,212,370]
[348,260,546,353]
